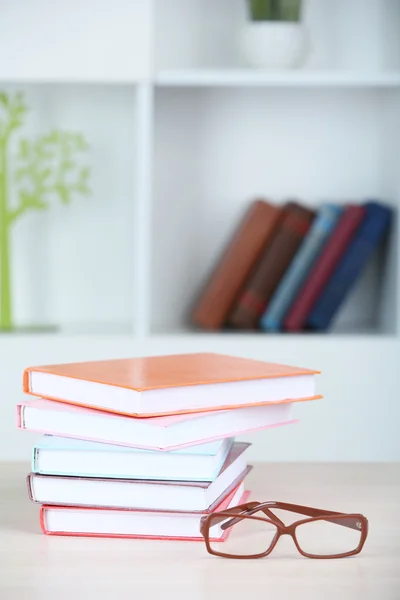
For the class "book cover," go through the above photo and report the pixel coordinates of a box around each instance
[228,202,315,329]
[33,434,228,456]
[192,199,283,330]
[284,204,366,332]
[260,204,343,331]
[307,201,392,331]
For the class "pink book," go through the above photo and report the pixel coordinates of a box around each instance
[17,398,299,451]
[40,485,250,540]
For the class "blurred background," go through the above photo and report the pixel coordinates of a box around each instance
[0,0,399,464]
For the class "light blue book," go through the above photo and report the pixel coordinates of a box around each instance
[32,435,233,482]
[260,204,343,332]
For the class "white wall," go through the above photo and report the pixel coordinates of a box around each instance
[0,0,152,81]
[1,334,399,462]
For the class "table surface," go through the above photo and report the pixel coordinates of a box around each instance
[0,462,399,600]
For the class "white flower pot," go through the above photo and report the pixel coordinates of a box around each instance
[239,22,308,69]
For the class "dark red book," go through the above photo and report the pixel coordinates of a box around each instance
[228,202,315,330]
[284,204,366,332]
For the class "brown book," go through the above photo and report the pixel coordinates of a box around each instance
[191,199,283,330]
[228,202,315,330]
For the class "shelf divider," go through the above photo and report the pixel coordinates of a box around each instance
[132,82,154,337]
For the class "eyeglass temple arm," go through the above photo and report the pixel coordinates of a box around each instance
[210,502,363,532]
[213,501,309,531]
[199,502,261,534]
[210,503,285,531]
[260,501,363,531]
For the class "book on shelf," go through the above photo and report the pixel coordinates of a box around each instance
[23,352,319,417]
[228,201,315,330]
[27,442,251,512]
[284,204,366,332]
[17,398,306,451]
[260,204,343,332]
[32,435,234,481]
[307,201,392,331]
[39,483,249,540]
[192,199,283,330]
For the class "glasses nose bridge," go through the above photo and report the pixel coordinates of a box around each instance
[278,523,296,537]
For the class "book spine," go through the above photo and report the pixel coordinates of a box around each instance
[228,203,315,329]
[284,205,366,332]
[22,368,31,393]
[26,473,35,502]
[191,199,282,330]
[260,205,342,331]
[307,202,392,330]
[39,506,47,534]
[32,446,39,472]
[15,404,24,429]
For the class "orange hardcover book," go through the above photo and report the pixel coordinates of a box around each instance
[23,352,321,417]
[192,199,283,330]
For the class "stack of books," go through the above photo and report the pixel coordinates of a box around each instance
[192,199,392,332]
[17,352,321,541]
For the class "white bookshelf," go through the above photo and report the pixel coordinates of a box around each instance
[0,0,399,341]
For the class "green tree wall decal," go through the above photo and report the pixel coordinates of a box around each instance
[0,91,90,330]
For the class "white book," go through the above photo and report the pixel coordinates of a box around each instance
[18,398,297,451]
[32,435,233,481]
[40,483,247,540]
[28,442,251,512]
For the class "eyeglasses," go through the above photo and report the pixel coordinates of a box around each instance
[200,501,368,559]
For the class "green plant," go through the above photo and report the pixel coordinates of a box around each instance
[0,91,90,330]
[247,0,302,21]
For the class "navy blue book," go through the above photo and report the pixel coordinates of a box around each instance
[307,201,392,331]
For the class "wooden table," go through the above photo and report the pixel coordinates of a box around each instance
[0,462,399,600]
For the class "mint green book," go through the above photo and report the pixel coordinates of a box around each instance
[32,435,233,482]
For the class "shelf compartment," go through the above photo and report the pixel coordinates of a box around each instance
[151,86,399,336]
[154,0,400,75]
[2,83,138,334]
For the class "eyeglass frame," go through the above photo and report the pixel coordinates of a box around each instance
[200,500,369,559]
